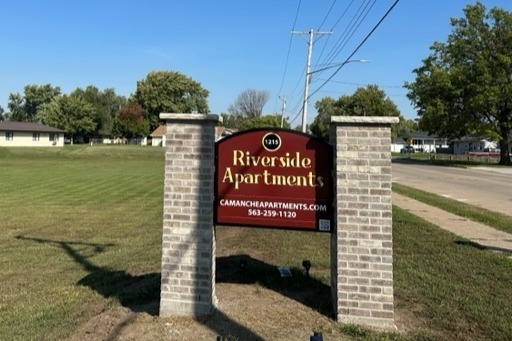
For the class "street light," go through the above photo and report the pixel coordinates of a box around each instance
[301,59,369,133]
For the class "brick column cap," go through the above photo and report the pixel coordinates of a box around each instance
[330,116,399,125]
[160,113,220,123]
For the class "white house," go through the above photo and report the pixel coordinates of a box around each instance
[0,121,66,147]
[392,131,449,153]
[450,136,497,154]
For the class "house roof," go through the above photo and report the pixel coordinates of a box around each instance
[150,125,238,140]
[215,126,237,140]
[401,131,444,139]
[150,125,166,137]
[393,131,447,144]
[0,121,66,133]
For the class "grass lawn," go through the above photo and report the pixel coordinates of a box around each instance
[0,145,165,340]
[392,207,512,341]
[1,146,512,340]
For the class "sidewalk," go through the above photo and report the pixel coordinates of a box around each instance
[393,192,512,254]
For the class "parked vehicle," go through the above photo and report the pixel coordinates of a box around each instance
[400,145,415,153]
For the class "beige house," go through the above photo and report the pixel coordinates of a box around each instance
[146,125,237,147]
[0,121,66,147]
[149,125,166,146]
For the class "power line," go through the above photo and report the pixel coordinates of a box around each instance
[275,0,302,114]
[317,0,338,31]
[314,0,355,67]
[317,79,404,89]
[280,1,359,127]
[308,0,401,100]
[318,0,377,70]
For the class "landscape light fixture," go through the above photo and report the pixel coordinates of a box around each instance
[310,331,324,341]
[302,259,311,276]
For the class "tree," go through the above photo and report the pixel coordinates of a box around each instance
[7,93,26,121]
[38,94,96,143]
[71,86,127,136]
[0,106,5,121]
[396,118,419,137]
[308,97,338,138]
[238,114,290,131]
[7,84,61,122]
[112,102,148,139]
[133,71,209,132]
[310,85,401,141]
[405,2,512,165]
[228,89,270,119]
[220,113,241,129]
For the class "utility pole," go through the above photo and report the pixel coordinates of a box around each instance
[278,95,286,128]
[293,29,332,133]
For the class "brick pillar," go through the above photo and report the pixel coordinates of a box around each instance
[330,116,399,329]
[159,113,219,317]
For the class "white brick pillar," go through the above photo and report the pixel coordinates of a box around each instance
[330,116,399,329]
[159,113,219,317]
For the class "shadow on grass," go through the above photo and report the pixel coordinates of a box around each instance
[15,237,331,339]
[455,239,512,255]
[15,236,160,316]
[15,237,273,339]
[216,254,333,318]
[454,239,487,250]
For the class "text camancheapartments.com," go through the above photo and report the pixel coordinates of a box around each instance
[219,199,327,212]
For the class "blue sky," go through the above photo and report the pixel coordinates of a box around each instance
[0,0,508,125]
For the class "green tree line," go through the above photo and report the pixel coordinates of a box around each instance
[1,71,210,143]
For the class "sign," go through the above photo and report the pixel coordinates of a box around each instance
[215,129,333,232]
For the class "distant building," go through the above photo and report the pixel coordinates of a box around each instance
[149,125,166,146]
[146,125,237,147]
[215,126,237,141]
[392,131,449,153]
[0,121,66,147]
[449,136,497,154]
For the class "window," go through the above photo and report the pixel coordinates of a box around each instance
[33,133,40,141]
[5,132,13,141]
[49,134,55,141]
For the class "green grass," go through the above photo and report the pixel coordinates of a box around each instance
[392,207,512,341]
[0,145,165,340]
[1,146,512,340]
[392,152,431,161]
[393,182,512,234]
[220,210,512,341]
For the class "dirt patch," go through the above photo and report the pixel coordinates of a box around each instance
[66,227,402,341]
[66,283,353,341]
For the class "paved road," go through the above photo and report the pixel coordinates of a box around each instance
[391,160,512,217]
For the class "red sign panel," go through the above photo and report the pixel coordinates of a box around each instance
[215,129,333,232]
